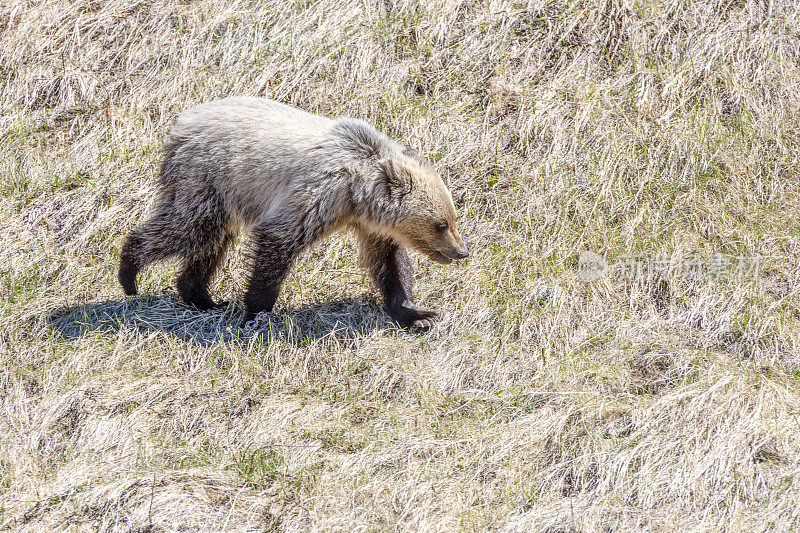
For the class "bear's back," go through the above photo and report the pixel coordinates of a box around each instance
[168,97,334,154]
[162,98,355,228]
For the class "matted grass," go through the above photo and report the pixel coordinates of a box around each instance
[2,0,800,530]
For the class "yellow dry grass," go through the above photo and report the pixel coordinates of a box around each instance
[2,0,800,531]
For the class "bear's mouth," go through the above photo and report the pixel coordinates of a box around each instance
[430,251,453,264]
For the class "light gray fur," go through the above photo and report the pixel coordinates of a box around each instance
[163,97,406,240]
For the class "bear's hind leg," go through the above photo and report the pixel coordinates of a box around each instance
[119,204,185,296]
[176,229,236,310]
[119,231,145,296]
[357,230,439,331]
[242,225,305,322]
[120,190,233,310]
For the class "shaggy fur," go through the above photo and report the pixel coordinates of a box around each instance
[119,97,468,329]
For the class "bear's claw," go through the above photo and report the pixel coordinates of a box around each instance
[389,303,440,331]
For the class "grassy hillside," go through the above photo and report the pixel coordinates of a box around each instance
[2,0,800,530]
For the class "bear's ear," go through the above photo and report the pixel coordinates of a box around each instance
[402,145,422,158]
[380,158,413,199]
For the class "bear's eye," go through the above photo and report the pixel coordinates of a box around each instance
[435,222,449,233]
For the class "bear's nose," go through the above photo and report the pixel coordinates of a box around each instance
[455,248,469,259]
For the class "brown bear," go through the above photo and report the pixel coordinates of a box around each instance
[118,97,468,330]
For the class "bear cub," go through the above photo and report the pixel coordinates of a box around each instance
[119,97,468,330]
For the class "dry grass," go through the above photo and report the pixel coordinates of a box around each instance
[2,0,800,530]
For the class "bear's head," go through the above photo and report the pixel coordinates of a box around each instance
[377,148,469,264]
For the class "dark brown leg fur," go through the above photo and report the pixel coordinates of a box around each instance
[119,232,144,296]
[176,230,235,310]
[119,194,231,310]
[119,205,186,296]
[357,231,439,331]
[242,225,305,322]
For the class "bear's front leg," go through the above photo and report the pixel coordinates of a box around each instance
[243,224,303,323]
[358,231,439,331]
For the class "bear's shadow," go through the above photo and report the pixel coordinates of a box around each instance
[49,293,392,347]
